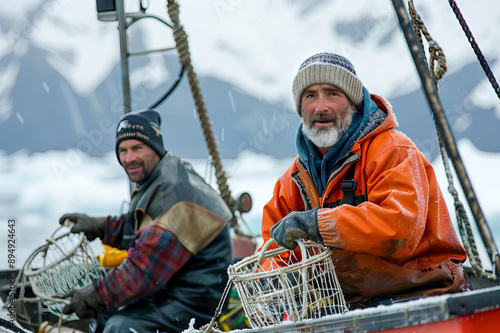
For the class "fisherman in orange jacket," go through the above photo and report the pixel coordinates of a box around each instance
[263,52,468,308]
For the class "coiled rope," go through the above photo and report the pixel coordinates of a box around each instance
[447,0,500,100]
[166,0,240,233]
[408,1,447,84]
[408,0,496,281]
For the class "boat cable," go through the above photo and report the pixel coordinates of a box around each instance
[165,0,242,235]
[0,318,30,333]
[447,0,500,100]
[406,0,497,281]
[148,64,185,109]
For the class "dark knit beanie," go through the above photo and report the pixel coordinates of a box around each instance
[115,109,165,162]
[292,52,363,116]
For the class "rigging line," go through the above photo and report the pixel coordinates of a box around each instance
[391,0,500,277]
[166,0,240,234]
[448,0,500,99]
[408,0,495,281]
[408,0,447,85]
[436,118,496,280]
[149,64,185,109]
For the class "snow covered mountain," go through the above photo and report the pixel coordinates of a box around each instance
[1,0,499,158]
[0,0,499,268]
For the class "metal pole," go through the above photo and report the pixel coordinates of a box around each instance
[115,0,134,194]
[391,0,500,275]
[116,0,131,114]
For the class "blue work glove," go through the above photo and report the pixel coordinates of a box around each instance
[63,284,105,319]
[270,208,323,250]
[59,213,106,241]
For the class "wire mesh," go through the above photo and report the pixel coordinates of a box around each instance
[228,239,348,328]
[11,225,106,319]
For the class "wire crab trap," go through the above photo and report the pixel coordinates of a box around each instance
[7,223,106,322]
[227,238,348,328]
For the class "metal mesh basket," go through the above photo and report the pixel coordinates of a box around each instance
[9,224,106,319]
[228,239,348,328]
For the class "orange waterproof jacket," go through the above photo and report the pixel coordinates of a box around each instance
[261,94,467,307]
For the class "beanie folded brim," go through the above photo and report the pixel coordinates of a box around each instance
[115,110,165,163]
[292,63,363,116]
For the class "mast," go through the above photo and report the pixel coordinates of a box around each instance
[96,0,180,195]
[116,0,131,114]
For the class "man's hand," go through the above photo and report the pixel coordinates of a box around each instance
[63,284,105,319]
[59,213,106,241]
[270,208,322,249]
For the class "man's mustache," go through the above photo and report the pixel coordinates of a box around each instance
[310,114,339,124]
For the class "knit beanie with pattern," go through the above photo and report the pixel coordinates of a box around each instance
[292,52,363,116]
[115,109,165,163]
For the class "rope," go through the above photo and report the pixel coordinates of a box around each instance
[408,0,496,281]
[447,0,500,100]
[202,277,235,333]
[408,0,447,85]
[436,123,496,281]
[166,0,240,234]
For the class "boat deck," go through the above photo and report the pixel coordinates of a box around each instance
[234,285,500,333]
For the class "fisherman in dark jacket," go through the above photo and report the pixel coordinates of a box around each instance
[60,109,232,332]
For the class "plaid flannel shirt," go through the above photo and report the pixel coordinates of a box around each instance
[95,215,192,309]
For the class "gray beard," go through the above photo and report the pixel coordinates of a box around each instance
[302,123,347,149]
[302,106,355,149]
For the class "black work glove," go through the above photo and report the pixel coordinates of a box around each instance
[62,284,105,319]
[59,213,107,241]
[270,208,323,250]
